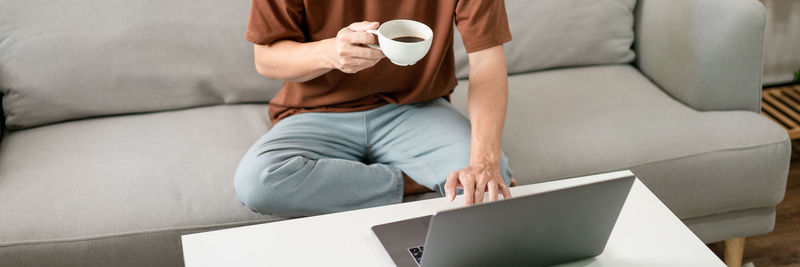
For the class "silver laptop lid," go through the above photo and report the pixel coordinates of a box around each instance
[419,174,635,267]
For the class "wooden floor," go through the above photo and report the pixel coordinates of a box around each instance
[709,151,800,266]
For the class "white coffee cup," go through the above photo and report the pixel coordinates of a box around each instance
[367,19,433,66]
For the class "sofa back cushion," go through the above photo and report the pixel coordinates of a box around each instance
[0,0,636,129]
[0,0,281,129]
[453,0,637,78]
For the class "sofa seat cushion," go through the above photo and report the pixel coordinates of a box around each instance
[451,65,790,219]
[0,104,280,262]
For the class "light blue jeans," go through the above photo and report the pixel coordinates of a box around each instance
[234,98,513,217]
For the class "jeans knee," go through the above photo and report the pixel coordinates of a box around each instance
[234,166,267,214]
[233,155,310,216]
[234,170,291,216]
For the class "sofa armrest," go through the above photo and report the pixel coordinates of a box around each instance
[634,0,765,113]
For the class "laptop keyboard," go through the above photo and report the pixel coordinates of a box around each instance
[408,245,424,265]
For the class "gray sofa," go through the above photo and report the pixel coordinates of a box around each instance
[0,0,788,266]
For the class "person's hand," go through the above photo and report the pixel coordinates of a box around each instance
[444,162,511,205]
[327,21,385,74]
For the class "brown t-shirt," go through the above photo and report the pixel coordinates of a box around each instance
[246,0,512,124]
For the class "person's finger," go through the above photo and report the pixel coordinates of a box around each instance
[347,21,379,32]
[339,57,379,68]
[460,174,475,205]
[499,183,512,200]
[488,182,498,202]
[343,46,384,59]
[339,67,358,74]
[474,175,488,204]
[345,31,378,45]
[445,171,459,202]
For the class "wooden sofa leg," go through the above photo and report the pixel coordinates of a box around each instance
[723,237,746,267]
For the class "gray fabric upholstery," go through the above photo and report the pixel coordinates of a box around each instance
[0,223,261,267]
[0,0,281,129]
[453,0,636,79]
[631,145,787,219]
[635,0,766,113]
[684,207,776,244]
[450,65,790,220]
[0,104,282,265]
[0,0,786,266]
[0,102,469,266]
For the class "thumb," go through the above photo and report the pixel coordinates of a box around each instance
[347,21,379,32]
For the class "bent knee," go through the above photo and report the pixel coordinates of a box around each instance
[234,170,291,216]
[233,155,312,216]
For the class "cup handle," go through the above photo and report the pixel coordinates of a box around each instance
[366,30,381,50]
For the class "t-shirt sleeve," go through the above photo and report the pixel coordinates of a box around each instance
[245,0,306,45]
[454,0,512,53]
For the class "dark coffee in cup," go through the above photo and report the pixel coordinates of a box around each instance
[366,19,433,66]
[391,36,425,43]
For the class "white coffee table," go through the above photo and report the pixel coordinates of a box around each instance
[182,171,725,267]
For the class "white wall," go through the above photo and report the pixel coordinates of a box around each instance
[762,0,800,85]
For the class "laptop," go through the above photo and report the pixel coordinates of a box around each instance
[371,172,635,267]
